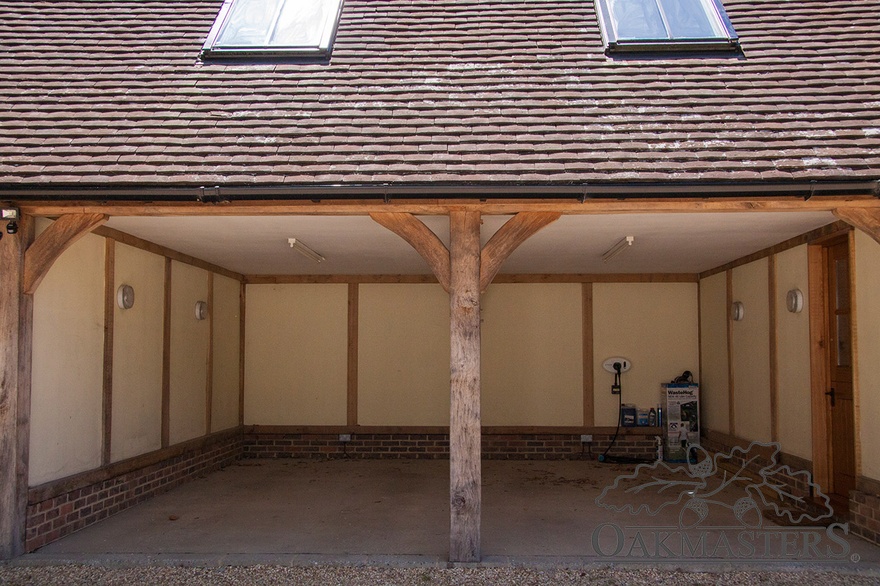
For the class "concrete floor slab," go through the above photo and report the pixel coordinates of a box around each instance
[30,459,880,571]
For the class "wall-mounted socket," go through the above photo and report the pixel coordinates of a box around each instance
[580,434,593,443]
[339,434,351,443]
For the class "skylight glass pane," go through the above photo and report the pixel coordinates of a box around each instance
[270,0,337,47]
[609,0,668,40]
[216,0,284,47]
[660,0,723,38]
[595,0,738,51]
[204,0,344,56]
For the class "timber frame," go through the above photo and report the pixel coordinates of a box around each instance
[2,195,880,562]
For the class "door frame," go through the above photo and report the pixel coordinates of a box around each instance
[808,227,859,498]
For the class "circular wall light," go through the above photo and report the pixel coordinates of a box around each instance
[116,284,135,309]
[730,301,745,322]
[786,288,804,313]
[195,301,208,320]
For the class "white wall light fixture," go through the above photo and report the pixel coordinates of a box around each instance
[786,288,804,313]
[195,300,209,321]
[602,357,632,373]
[288,237,325,263]
[731,301,745,321]
[116,284,135,309]
[602,236,634,263]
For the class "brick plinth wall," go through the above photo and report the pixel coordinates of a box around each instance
[25,433,241,552]
[700,433,839,524]
[851,491,880,545]
[241,432,661,461]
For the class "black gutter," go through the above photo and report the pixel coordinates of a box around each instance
[1,179,879,203]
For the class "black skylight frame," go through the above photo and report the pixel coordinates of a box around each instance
[594,0,739,53]
[201,0,344,59]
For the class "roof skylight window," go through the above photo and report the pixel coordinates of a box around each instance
[201,0,344,58]
[594,0,739,53]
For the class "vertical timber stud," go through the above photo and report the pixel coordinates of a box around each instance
[768,255,779,443]
[102,239,116,465]
[161,258,172,448]
[582,283,594,427]
[206,272,214,434]
[239,282,246,427]
[726,269,736,436]
[347,283,359,426]
[448,210,482,563]
[0,215,33,559]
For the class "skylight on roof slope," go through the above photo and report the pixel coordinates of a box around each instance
[202,0,344,58]
[595,0,739,52]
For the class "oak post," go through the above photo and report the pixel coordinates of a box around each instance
[0,216,34,559]
[448,210,482,563]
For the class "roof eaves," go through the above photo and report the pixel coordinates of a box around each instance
[2,179,879,204]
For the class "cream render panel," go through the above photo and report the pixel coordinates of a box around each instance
[211,274,241,432]
[244,284,348,425]
[29,229,105,486]
[730,259,772,443]
[358,284,450,426]
[593,283,699,427]
[699,271,730,435]
[168,261,210,445]
[774,245,812,460]
[111,243,165,462]
[482,283,582,426]
[855,230,880,481]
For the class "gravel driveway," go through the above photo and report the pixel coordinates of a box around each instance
[1,564,879,585]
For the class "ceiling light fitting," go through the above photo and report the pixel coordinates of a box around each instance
[288,238,325,263]
[602,236,634,263]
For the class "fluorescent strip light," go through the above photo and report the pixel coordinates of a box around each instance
[602,236,634,263]
[288,238,325,263]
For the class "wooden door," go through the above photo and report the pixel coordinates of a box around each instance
[825,238,856,504]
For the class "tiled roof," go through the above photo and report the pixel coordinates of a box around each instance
[1,0,880,190]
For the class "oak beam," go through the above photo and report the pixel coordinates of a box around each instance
[0,216,34,559]
[448,210,482,563]
[370,212,451,292]
[23,213,107,295]
[17,194,880,217]
[834,207,880,246]
[479,212,561,292]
